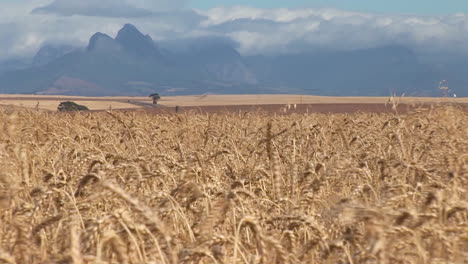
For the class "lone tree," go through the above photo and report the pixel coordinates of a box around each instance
[57,101,89,112]
[149,93,161,105]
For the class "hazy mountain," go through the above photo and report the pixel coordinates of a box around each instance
[87,33,123,53]
[0,24,464,96]
[246,46,439,96]
[33,44,77,66]
[0,25,190,95]
[0,24,261,96]
[0,58,31,73]
[114,24,162,59]
[164,38,257,85]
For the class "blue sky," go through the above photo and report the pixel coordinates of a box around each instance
[190,0,467,15]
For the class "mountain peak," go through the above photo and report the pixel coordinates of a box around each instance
[89,32,113,43]
[116,24,142,40]
[115,24,160,58]
[120,23,139,33]
[87,32,122,53]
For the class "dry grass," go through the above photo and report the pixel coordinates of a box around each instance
[0,95,148,100]
[0,100,142,111]
[0,104,467,264]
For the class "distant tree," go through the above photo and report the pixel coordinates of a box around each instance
[149,93,161,104]
[57,101,89,112]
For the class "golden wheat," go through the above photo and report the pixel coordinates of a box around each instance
[0,105,466,263]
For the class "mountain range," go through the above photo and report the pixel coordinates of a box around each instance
[0,24,465,96]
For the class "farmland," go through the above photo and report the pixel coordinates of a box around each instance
[0,102,467,263]
[0,94,467,111]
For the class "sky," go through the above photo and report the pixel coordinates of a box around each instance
[1,0,468,59]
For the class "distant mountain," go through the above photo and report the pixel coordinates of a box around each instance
[0,58,31,73]
[33,44,77,66]
[245,46,439,96]
[169,40,257,84]
[115,24,162,59]
[0,24,464,96]
[87,33,123,53]
[0,24,261,96]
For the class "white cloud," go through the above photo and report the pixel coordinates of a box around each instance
[198,6,370,26]
[130,0,190,12]
[31,0,191,17]
[198,6,468,56]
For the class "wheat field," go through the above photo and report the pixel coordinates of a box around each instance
[0,105,467,264]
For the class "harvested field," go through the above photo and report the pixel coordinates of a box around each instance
[157,94,468,107]
[0,94,467,111]
[159,103,468,114]
[0,105,467,263]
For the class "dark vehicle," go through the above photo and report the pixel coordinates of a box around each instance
[57,101,90,112]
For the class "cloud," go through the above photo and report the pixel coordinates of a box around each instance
[32,0,153,17]
[159,35,240,53]
[31,0,190,18]
[1,2,468,61]
[198,6,468,56]
[131,0,190,12]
